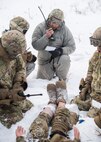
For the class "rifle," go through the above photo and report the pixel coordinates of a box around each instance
[18,92,43,97]
[38,6,55,40]
[0,93,43,106]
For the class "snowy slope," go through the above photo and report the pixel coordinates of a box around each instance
[0,0,101,142]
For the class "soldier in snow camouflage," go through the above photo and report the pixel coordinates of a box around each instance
[0,30,33,128]
[71,27,101,126]
[16,80,80,142]
[32,9,75,80]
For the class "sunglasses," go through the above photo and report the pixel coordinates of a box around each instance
[89,36,101,47]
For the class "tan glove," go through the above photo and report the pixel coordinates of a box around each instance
[22,51,37,63]
[9,88,26,102]
[79,78,91,101]
[94,109,101,129]
[79,78,85,90]
[26,51,33,62]
[22,52,27,62]
[79,83,91,101]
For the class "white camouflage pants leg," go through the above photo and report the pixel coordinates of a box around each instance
[54,55,70,80]
[37,62,54,80]
[37,55,70,80]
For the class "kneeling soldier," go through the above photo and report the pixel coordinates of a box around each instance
[0,30,33,128]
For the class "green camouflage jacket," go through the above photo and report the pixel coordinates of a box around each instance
[86,51,101,100]
[16,136,80,142]
[0,41,26,89]
[16,137,25,142]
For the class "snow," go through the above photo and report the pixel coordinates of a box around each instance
[0,0,101,141]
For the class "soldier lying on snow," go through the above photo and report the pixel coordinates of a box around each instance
[71,27,101,123]
[0,30,33,128]
[3,16,37,76]
[16,80,80,142]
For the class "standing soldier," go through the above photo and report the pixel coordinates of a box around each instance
[72,27,101,118]
[3,16,37,76]
[0,30,33,128]
[32,9,76,80]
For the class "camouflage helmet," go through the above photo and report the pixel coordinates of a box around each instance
[90,27,101,47]
[1,30,26,58]
[48,9,64,21]
[92,27,101,39]
[9,16,29,34]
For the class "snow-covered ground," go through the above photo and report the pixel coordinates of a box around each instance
[0,0,101,141]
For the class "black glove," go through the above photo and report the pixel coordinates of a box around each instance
[49,48,63,59]
[31,55,37,62]
[21,81,28,91]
